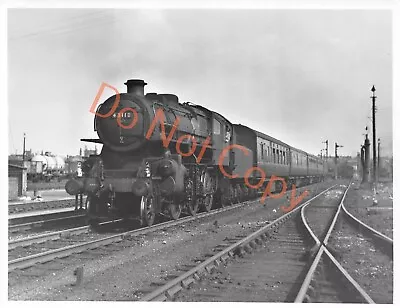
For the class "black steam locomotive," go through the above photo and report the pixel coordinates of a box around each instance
[65,79,325,226]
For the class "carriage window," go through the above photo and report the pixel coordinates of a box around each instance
[273,149,276,163]
[283,151,286,165]
[213,118,221,135]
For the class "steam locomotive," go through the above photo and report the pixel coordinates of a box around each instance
[65,79,325,226]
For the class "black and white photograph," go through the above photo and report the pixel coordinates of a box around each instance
[3,0,397,304]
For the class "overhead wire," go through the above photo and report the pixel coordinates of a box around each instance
[9,10,115,41]
[9,10,108,36]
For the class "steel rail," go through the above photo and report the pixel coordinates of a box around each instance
[8,197,86,216]
[8,213,87,233]
[322,184,351,246]
[323,246,375,302]
[9,196,76,207]
[139,185,337,301]
[294,183,375,303]
[9,207,78,220]
[341,200,393,244]
[8,219,118,250]
[300,200,320,245]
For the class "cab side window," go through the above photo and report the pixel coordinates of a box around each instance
[197,115,208,135]
[213,118,221,135]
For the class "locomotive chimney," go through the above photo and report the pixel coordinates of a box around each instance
[124,79,147,96]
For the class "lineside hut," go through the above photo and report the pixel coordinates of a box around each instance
[8,164,27,200]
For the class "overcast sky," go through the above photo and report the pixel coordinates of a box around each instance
[8,9,393,157]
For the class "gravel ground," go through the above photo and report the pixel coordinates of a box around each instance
[344,182,393,238]
[329,222,393,303]
[8,182,331,301]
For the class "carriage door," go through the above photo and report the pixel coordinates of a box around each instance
[212,116,232,168]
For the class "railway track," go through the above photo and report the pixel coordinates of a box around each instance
[8,197,266,272]
[341,200,393,256]
[326,189,393,303]
[298,184,393,303]
[8,220,116,251]
[8,182,323,274]
[9,197,84,215]
[9,209,86,234]
[294,184,374,303]
[138,183,380,303]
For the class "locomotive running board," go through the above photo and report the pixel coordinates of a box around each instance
[80,138,103,144]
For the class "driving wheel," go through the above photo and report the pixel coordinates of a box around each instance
[168,203,182,220]
[187,199,199,216]
[140,196,156,227]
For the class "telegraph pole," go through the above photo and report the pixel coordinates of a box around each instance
[322,140,328,179]
[371,86,377,186]
[22,133,26,161]
[377,138,381,182]
[335,142,343,179]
